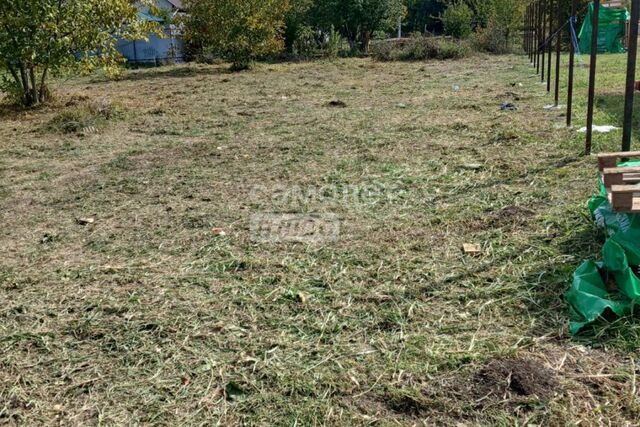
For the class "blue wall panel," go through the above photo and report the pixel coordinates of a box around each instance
[117,30,185,65]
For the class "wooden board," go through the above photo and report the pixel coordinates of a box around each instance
[598,151,640,171]
[602,1,627,8]
[608,185,640,212]
[599,152,640,212]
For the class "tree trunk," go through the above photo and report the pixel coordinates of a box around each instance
[7,66,22,92]
[39,68,49,103]
[7,62,49,106]
[19,65,31,105]
[361,31,372,53]
[505,29,510,52]
[29,67,39,106]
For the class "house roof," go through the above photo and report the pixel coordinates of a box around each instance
[166,0,183,9]
[138,11,164,22]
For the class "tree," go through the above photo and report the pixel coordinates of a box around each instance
[445,0,526,53]
[312,0,406,52]
[0,0,158,107]
[442,1,473,38]
[489,0,523,49]
[284,0,316,52]
[465,0,494,27]
[404,0,446,34]
[183,0,290,70]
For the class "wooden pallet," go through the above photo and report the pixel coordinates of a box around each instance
[602,0,626,8]
[599,151,640,212]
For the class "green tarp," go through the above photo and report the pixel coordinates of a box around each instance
[566,162,640,334]
[578,2,630,54]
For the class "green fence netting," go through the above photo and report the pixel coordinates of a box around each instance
[579,2,630,54]
[567,166,640,334]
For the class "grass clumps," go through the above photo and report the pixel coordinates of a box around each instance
[48,97,122,135]
[370,36,469,62]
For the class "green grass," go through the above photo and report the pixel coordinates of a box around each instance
[1,52,640,425]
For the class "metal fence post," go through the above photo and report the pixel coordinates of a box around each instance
[585,0,600,155]
[567,0,577,126]
[547,0,553,92]
[532,0,540,70]
[623,0,640,151]
[541,0,547,81]
[554,0,562,105]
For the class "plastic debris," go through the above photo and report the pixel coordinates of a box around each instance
[461,163,483,170]
[577,125,619,133]
[500,102,518,111]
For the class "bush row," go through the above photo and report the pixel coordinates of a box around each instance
[369,37,470,62]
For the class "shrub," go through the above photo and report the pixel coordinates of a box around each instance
[373,30,388,41]
[471,0,523,53]
[293,25,318,57]
[323,26,344,58]
[290,25,345,59]
[474,18,509,54]
[435,39,470,59]
[310,0,406,52]
[48,98,121,134]
[370,36,469,61]
[0,78,28,106]
[442,1,473,39]
[182,0,290,70]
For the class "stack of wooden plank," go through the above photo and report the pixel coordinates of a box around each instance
[599,151,640,212]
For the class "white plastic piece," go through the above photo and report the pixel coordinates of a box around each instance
[577,125,619,134]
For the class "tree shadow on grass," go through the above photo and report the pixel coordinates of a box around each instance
[0,101,46,121]
[523,206,640,350]
[596,93,640,144]
[521,211,606,337]
[109,64,233,83]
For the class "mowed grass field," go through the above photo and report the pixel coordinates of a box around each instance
[1,53,640,425]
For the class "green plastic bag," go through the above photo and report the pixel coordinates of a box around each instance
[567,197,640,334]
[590,195,640,266]
[579,2,630,54]
[566,259,631,335]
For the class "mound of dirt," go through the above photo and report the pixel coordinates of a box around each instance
[326,100,347,108]
[385,393,430,416]
[471,205,535,231]
[474,357,559,400]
